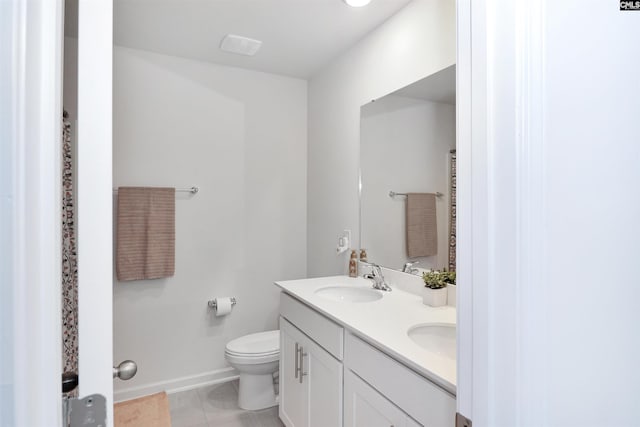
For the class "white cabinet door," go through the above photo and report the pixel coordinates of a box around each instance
[305,328,343,427]
[280,319,308,427]
[280,317,343,427]
[345,370,420,427]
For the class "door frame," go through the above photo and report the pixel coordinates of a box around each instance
[4,0,64,425]
[455,0,475,420]
[457,0,547,425]
[6,0,553,423]
[4,0,114,425]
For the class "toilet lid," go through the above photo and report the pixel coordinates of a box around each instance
[226,330,279,356]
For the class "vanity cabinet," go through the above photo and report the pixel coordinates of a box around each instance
[278,289,455,427]
[280,318,343,427]
[345,370,420,427]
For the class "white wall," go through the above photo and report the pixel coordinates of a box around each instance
[307,0,455,277]
[112,46,307,399]
[360,96,455,271]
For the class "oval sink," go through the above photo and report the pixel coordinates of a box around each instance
[314,286,383,303]
[408,323,456,360]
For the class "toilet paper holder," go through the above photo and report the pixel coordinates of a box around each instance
[208,297,237,310]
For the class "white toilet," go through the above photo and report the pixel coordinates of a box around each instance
[225,330,280,410]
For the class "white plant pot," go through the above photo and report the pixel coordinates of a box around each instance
[422,286,448,307]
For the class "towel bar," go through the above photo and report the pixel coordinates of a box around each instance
[389,190,443,198]
[112,186,199,194]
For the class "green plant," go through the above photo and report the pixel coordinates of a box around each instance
[422,270,456,289]
[442,271,456,285]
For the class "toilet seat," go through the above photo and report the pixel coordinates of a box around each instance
[225,351,279,365]
[225,330,279,364]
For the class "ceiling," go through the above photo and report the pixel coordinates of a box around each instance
[394,65,456,105]
[65,0,413,79]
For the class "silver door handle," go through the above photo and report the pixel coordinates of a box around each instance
[113,360,137,380]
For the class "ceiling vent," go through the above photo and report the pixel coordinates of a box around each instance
[220,34,262,57]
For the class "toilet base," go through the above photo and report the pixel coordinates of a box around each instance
[237,372,277,410]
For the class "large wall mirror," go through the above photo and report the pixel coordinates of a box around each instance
[359,65,456,275]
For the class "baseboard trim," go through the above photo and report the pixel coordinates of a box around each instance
[114,367,239,402]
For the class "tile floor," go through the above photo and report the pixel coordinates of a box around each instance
[168,380,284,427]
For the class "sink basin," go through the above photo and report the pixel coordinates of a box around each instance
[314,286,383,303]
[408,324,456,360]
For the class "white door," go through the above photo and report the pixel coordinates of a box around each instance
[458,0,640,426]
[2,0,113,425]
[344,370,420,427]
[75,0,114,423]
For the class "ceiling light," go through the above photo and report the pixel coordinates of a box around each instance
[220,34,262,57]
[343,0,371,7]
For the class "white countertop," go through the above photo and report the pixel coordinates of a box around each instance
[275,275,456,395]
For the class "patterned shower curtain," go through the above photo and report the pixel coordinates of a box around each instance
[448,150,457,272]
[61,110,78,375]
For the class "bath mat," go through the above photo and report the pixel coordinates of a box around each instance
[114,391,172,427]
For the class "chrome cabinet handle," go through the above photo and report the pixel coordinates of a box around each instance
[298,346,307,384]
[294,342,299,379]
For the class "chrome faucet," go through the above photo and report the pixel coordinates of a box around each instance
[363,263,392,292]
[402,261,420,274]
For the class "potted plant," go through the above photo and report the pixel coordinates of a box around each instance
[421,270,455,307]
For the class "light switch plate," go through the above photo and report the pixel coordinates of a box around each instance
[336,229,351,254]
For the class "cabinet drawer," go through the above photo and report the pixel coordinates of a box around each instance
[345,332,455,427]
[280,292,344,360]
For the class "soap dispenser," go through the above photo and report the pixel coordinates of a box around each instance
[349,250,358,277]
[359,249,368,264]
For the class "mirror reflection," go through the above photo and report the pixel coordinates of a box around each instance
[359,65,456,274]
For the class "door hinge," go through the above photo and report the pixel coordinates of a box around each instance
[67,394,107,427]
[456,412,472,427]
